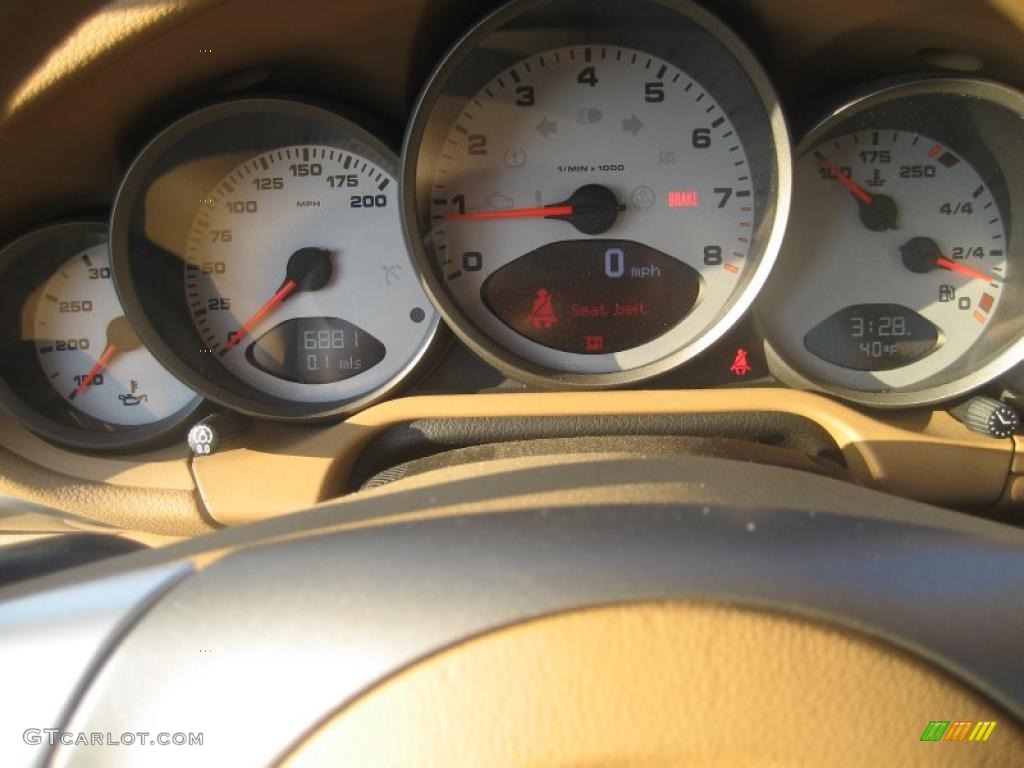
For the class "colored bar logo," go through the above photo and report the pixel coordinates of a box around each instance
[920,721,997,742]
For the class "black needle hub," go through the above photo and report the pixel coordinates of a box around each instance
[899,236,942,274]
[548,184,625,235]
[859,193,899,232]
[282,247,333,293]
[106,315,142,353]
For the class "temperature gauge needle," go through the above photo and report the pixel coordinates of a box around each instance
[815,151,872,205]
[442,184,624,235]
[220,247,333,355]
[815,151,898,231]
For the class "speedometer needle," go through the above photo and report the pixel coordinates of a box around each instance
[220,247,333,355]
[442,184,625,235]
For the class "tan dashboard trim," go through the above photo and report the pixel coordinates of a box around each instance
[190,389,1013,525]
[0,411,195,491]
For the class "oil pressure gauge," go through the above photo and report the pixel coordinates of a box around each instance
[759,79,1024,407]
[0,222,201,450]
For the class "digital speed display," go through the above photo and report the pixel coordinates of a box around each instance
[482,239,701,354]
[804,303,939,371]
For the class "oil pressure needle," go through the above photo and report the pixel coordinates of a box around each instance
[68,315,142,399]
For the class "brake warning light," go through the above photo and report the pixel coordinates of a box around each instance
[668,190,699,208]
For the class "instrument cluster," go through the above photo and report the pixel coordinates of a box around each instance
[1,0,1023,451]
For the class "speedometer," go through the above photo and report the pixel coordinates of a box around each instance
[403,0,790,387]
[111,99,441,421]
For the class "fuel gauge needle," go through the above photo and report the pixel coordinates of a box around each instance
[901,237,1001,284]
[936,257,1000,284]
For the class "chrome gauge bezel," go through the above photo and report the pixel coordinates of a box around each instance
[401,0,791,389]
[110,98,442,422]
[759,78,1024,408]
[0,221,203,451]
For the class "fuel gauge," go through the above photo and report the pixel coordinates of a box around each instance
[759,79,1024,407]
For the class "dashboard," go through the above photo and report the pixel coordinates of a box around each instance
[1,0,1023,535]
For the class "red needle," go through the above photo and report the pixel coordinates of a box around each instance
[815,152,873,205]
[221,279,297,354]
[936,257,999,284]
[442,204,575,222]
[70,343,117,400]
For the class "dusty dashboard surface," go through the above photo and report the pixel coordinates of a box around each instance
[0,0,1022,535]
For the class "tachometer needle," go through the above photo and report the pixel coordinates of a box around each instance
[442,184,624,235]
[70,343,117,400]
[220,247,333,355]
[443,204,574,222]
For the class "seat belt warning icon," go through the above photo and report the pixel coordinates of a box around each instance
[526,288,558,329]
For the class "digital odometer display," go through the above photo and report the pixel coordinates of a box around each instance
[483,240,701,354]
[804,304,940,371]
[246,317,386,384]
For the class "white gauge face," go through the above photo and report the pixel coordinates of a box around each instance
[34,244,196,426]
[765,129,1007,392]
[187,145,437,403]
[429,45,758,375]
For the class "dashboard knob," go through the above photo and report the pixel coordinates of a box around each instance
[950,396,1020,439]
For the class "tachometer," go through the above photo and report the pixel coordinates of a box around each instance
[111,99,441,421]
[759,80,1024,406]
[0,222,201,450]
[403,0,790,387]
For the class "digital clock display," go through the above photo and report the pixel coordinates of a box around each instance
[803,303,940,371]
